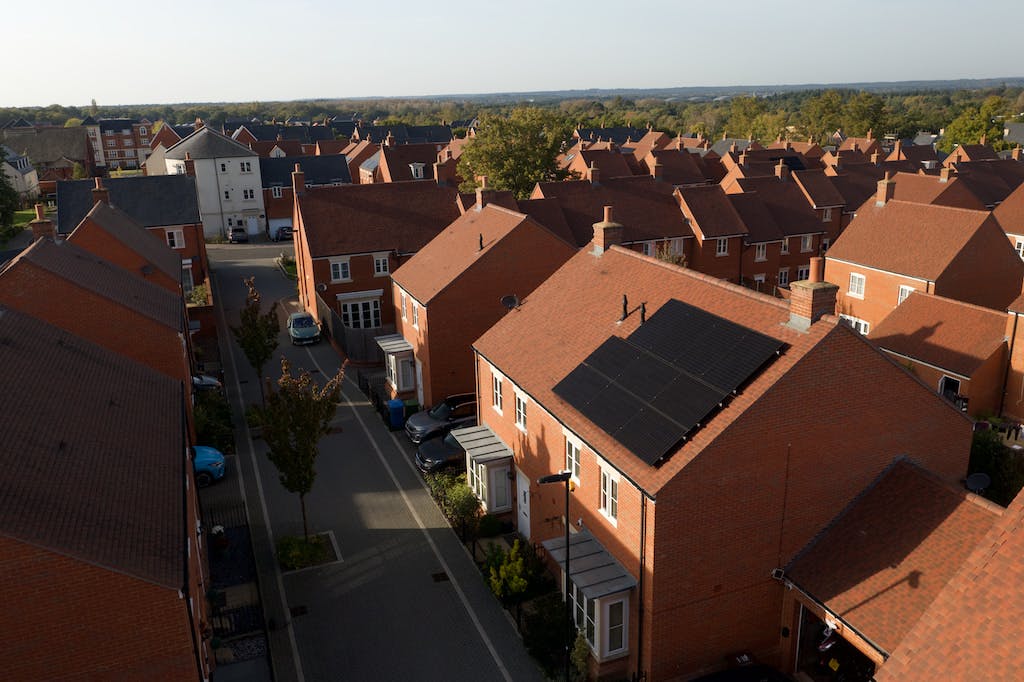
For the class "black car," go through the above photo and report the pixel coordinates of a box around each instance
[415,432,466,473]
[404,393,477,444]
[271,225,293,242]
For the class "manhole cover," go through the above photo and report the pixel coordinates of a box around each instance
[290,605,308,617]
[431,572,450,583]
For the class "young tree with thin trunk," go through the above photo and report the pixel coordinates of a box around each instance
[230,277,279,404]
[258,358,346,539]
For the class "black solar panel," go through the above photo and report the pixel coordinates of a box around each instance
[553,299,785,466]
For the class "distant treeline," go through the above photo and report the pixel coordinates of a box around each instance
[5,83,1024,152]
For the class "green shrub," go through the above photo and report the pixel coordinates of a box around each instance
[478,514,503,538]
[277,534,332,571]
[523,592,571,678]
[970,428,1024,506]
[188,284,209,306]
[194,390,234,454]
[489,539,529,604]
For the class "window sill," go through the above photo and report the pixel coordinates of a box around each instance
[598,509,618,527]
[492,405,503,416]
[373,272,390,278]
[515,423,527,435]
[754,257,766,263]
[847,292,864,300]
[715,253,728,258]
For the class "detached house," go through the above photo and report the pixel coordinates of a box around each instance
[1,143,38,202]
[293,175,459,359]
[164,127,265,239]
[386,200,576,406]
[460,224,972,679]
[824,191,1024,334]
[0,306,212,680]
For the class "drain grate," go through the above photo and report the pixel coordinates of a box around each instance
[431,572,450,583]
[290,605,308,617]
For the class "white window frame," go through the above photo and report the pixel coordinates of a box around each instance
[243,188,255,200]
[800,235,813,252]
[409,162,425,179]
[564,431,581,483]
[752,273,766,292]
[340,297,382,329]
[780,238,790,255]
[373,253,390,276]
[822,207,833,222]
[599,462,619,525]
[271,186,283,199]
[640,241,654,257]
[491,371,503,414]
[1016,240,1024,260]
[412,302,419,328]
[821,237,830,252]
[754,243,767,262]
[668,238,685,256]
[386,351,415,392]
[240,161,252,173]
[567,583,630,661]
[514,389,527,433]
[166,228,185,249]
[400,290,408,320]
[182,264,194,295]
[848,272,866,299]
[778,268,790,286]
[796,265,810,282]
[330,258,351,283]
[715,237,728,256]
[839,314,870,335]
[219,162,227,173]
[897,285,915,305]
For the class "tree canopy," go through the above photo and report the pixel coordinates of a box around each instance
[457,107,573,199]
[257,358,345,538]
[230,277,279,403]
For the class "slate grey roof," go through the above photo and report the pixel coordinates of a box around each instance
[576,126,649,146]
[359,150,381,173]
[56,175,200,234]
[543,530,638,600]
[165,126,256,160]
[260,155,351,188]
[0,305,186,589]
[1005,122,1024,146]
[98,118,138,134]
[1,144,34,175]
[451,425,513,464]
[914,131,941,147]
[72,201,182,283]
[356,124,453,144]
[10,238,183,331]
[1,127,91,165]
[711,137,757,156]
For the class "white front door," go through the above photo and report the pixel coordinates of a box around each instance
[246,216,258,235]
[415,359,424,407]
[516,469,531,539]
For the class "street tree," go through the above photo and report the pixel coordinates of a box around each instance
[457,107,572,199]
[230,277,280,403]
[940,96,1011,152]
[257,357,345,539]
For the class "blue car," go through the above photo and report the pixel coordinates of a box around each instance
[193,446,226,487]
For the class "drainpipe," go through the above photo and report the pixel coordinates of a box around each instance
[1000,312,1018,416]
[636,495,648,681]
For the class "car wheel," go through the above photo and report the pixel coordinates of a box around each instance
[196,472,213,488]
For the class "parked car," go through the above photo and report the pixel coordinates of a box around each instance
[227,226,248,243]
[270,225,293,242]
[404,393,477,444]
[415,432,467,473]
[287,312,321,345]
[193,445,226,487]
[192,374,223,392]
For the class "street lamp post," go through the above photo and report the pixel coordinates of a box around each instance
[539,470,573,682]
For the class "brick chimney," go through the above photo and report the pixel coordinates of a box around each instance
[870,151,881,165]
[385,131,396,147]
[591,205,623,256]
[939,165,953,183]
[892,139,903,160]
[653,160,665,181]
[1013,145,1022,161]
[775,159,790,181]
[92,177,109,205]
[788,257,837,331]
[875,171,895,206]
[193,117,204,131]
[292,162,305,198]
[980,134,987,146]
[589,162,600,186]
[183,151,196,177]
[29,203,55,240]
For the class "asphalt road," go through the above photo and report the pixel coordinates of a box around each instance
[207,242,544,682]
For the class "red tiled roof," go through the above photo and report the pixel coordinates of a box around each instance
[577,149,634,179]
[675,185,748,239]
[380,142,446,182]
[787,460,1000,655]
[515,197,580,247]
[532,176,692,246]
[72,201,183,283]
[315,140,349,156]
[392,204,572,304]
[641,148,708,186]
[249,139,304,157]
[869,292,1007,378]
[993,181,1024,236]
[473,245,835,494]
[726,176,826,236]
[876,484,1024,680]
[826,200,993,280]
[768,140,825,159]
[792,169,846,209]
[953,159,1024,207]
[296,181,459,257]
[727,192,784,243]
[3,238,183,330]
[944,144,998,165]
[0,305,187,588]
[456,190,518,214]
[868,172,988,211]
[886,141,938,165]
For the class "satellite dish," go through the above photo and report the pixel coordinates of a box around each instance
[500,294,519,310]
[316,283,328,293]
[966,472,991,494]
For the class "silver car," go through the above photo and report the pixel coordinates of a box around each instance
[287,312,321,345]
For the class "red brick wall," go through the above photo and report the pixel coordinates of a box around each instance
[887,345,1005,419]
[68,220,181,295]
[264,188,294,222]
[688,235,741,282]
[826,258,928,331]
[1004,312,1024,422]
[935,218,1024,311]
[647,326,972,678]
[0,535,205,680]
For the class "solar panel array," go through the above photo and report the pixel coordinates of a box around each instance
[553,299,785,465]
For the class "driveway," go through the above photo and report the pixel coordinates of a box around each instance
[208,243,543,682]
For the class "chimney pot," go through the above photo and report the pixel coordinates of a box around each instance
[29,202,55,240]
[292,163,306,198]
[1013,145,1023,161]
[91,177,110,205]
[809,256,824,283]
[589,162,601,186]
[34,203,45,221]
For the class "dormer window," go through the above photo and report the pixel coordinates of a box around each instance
[409,162,426,180]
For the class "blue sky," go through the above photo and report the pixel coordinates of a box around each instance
[8,0,1023,107]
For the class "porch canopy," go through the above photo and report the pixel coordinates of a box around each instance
[374,334,413,354]
[450,424,513,465]
[543,530,637,600]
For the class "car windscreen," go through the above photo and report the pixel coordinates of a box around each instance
[293,316,314,328]
[444,432,460,448]
[428,402,452,419]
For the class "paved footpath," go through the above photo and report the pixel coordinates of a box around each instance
[209,243,545,682]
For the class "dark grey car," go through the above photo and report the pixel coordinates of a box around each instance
[404,394,476,444]
[415,432,467,473]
